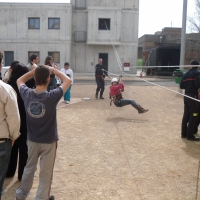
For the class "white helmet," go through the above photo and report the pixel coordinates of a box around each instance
[111,78,118,83]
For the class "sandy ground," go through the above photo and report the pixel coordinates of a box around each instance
[3,83,200,200]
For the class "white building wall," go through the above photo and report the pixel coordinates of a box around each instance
[0,3,72,68]
[0,0,139,73]
[71,0,139,74]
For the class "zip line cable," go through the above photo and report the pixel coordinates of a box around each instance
[103,21,200,103]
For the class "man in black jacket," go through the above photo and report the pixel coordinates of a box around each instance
[180,59,200,141]
[95,58,110,99]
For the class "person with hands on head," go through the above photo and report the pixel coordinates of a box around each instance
[109,75,148,114]
[15,65,71,200]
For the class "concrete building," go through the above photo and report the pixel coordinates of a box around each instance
[0,0,139,74]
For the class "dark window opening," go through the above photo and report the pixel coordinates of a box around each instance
[98,18,110,30]
[5,51,14,66]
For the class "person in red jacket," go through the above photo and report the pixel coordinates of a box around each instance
[110,76,148,114]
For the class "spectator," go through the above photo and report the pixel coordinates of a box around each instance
[3,60,19,83]
[0,50,20,199]
[27,54,39,71]
[6,63,34,181]
[60,62,73,104]
[44,56,58,91]
[15,65,71,200]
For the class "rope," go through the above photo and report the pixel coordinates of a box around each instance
[105,69,200,103]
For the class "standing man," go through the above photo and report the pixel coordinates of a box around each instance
[60,62,73,104]
[95,58,110,99]
[0,50,20,200]
[15,65,71,200]
[27,53,39,71]
[180,59,200,141]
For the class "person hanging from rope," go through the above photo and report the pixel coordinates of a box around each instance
[109,76,148,114]
[95,58,110,99]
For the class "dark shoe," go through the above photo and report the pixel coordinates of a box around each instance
[100,96,104,99]
[137,105,148,114]
[181,135,186,138]
[187,135,200,141]
[95,93,98,99]
[138,108,148,114]
[49,195,55,200]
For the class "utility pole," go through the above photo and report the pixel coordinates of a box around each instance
[179,0,187,93]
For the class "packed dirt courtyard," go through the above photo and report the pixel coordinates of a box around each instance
[3,83,200,200]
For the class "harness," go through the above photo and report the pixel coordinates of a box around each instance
[110,93,122,106]
[96,74,104,81]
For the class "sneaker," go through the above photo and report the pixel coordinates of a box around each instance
[49,195,55,200]
[95,93,98,99]
[66,101,70,104]
[100,96,104,99]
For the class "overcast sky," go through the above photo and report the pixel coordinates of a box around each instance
[139,0,196,37]
[0,0,196,38]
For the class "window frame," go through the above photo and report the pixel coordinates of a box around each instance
[28,18,40,29]
[48,52,60,63]
[48,18,60,29]
[98,18,110,30]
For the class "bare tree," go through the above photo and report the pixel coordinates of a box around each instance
[187,0,200,32]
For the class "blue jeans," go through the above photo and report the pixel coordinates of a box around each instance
[0,139,12,197]
[64,85,71,101]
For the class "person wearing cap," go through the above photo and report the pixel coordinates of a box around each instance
[60,62,73,104]
[180,59,200,141]
[109,76,148,114]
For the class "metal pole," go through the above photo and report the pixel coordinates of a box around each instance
[179,0,187,93]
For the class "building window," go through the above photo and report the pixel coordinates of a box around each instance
[48,52,60,63]
[4,51,14,66]
[28,18,40,29]
[48,18,60,29]
[98,18,110,30]
[28,51,39,63]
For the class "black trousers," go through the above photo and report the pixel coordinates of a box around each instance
[96,78,105,97]
[181,96,200,138]
[6,131,28,181]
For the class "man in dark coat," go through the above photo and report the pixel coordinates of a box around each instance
[180,59,200,141]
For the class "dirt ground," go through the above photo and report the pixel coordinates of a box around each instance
[3,83,200,200]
